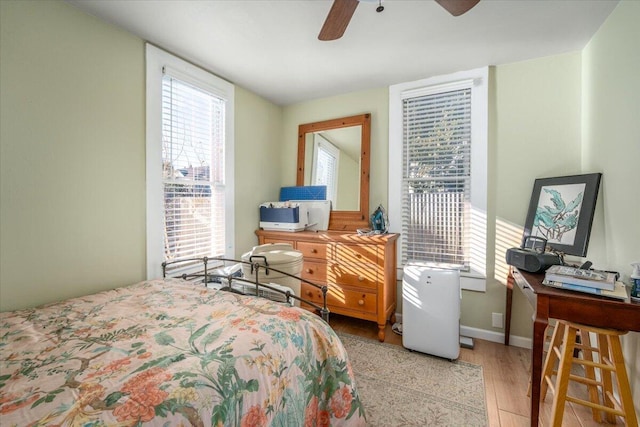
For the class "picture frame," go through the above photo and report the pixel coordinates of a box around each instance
[523,173,602,257]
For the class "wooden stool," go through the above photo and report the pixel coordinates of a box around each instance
[542,320,638,426]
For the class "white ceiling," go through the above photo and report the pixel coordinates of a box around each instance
[67,0,618,106]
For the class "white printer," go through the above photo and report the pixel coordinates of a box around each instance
[259,200,331,232]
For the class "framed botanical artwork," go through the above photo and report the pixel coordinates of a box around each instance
[523,173,602,257]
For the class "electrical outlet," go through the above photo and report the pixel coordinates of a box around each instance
[492,312,504,328]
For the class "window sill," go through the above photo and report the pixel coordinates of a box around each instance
[461,272,486,292]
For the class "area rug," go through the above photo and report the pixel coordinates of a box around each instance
[338,332,488,426]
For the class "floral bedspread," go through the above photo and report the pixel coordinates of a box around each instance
[0,279,366,426]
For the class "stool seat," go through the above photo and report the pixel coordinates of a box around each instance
[541,320,638,427]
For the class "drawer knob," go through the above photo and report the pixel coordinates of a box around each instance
[306,291,312,297]
[306,268,312,274]
[358,299,365,306]
[358,275,365,282]
[311,248,317,253]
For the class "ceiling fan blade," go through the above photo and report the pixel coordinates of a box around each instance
[435,0,480,17]
[318,0,360,41]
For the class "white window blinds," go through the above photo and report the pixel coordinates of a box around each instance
[162,73,226,267]
[401,87,472,269]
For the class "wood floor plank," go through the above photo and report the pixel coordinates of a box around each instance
[484,371,502,427]
[498,410,529,427]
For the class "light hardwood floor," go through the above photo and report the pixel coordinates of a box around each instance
[329,314,626,427]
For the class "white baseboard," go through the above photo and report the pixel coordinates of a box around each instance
[394,312,532,349]
[460,325,532,349]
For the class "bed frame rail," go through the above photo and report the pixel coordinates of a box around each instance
[162,257,330,323]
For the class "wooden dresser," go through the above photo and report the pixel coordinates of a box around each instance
[256,229,399,341]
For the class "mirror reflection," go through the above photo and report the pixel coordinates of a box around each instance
[303,126,361,211]
[297,113,370,231]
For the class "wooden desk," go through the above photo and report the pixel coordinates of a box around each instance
[504,267,640,426]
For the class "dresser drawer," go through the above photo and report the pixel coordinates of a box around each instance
[297,241,328,260]
[301,284,377,315]
[301,283,324,304]
[333,243,377,264]
[301,260,327,282]
[328,262,378,289]
[262,237,295,247]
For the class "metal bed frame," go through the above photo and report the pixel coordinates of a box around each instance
[162,256,330,322]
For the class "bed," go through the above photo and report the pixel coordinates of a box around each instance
[0,258,366,426]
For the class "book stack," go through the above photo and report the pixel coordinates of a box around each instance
[543,265,628,301]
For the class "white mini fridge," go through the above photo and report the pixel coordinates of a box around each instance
[402,265,461,360]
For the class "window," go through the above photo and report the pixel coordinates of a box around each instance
[401,87,472,269]
[312,134,340,205]
[389,67,488,291]
[146,44,234,278]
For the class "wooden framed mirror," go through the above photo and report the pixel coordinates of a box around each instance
[297,113,370,231]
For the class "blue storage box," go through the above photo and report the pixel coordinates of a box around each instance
[279,186,327,202]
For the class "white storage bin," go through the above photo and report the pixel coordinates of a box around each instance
[241,243,304,303]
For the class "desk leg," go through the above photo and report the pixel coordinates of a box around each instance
[505,271,514,346]
[531,297,549,427]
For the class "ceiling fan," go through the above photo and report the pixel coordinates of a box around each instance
[318,0,480,41]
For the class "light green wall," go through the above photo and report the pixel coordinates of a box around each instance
[0,0,146,311]
[336,154,359,211]
[234,86,283,256]
[489,52,583,337]
[494,53,583,224]
[581,0,640,414]
[0,0,283,311]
